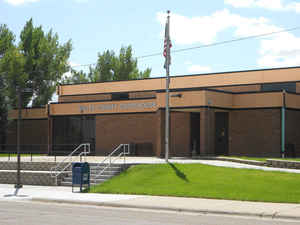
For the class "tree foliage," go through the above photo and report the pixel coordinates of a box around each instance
[66,45,151,84]
[0,19,72,107]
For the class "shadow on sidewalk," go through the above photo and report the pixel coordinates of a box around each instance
[168,163,189,182]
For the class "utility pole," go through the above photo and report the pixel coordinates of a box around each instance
[15,86,22,190]
[164,10,172,162]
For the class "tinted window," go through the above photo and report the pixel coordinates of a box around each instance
[52,116,95,154]
[112,93,129,100]
[261,83,296,92]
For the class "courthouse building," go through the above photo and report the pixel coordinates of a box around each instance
[5,66,300,157]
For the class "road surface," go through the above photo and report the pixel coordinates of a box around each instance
[0,200,299,225]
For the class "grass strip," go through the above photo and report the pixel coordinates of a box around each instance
[221,156,300,162]
[89,163,300,203]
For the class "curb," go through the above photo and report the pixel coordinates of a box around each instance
[31,198,300,221]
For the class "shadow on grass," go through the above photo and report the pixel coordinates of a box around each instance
[168,163,189,182]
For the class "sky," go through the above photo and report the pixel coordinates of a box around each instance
[1,0,300,79]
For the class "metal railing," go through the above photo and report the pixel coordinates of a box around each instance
[94,144,130,178]
[50,143,91,180]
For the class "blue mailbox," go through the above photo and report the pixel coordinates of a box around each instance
[72,162,90,192]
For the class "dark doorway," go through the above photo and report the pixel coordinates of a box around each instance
[215,112,229,155]
[190,112,200,155]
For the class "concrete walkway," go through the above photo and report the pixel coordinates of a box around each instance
[1,156,300,173]
[0,184,299,220]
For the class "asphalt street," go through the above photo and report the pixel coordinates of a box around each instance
[0,200,299,225]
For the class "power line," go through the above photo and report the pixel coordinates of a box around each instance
[71,25,300,68]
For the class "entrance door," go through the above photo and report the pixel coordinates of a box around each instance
[215,112,229,155]
[190,112,200,155]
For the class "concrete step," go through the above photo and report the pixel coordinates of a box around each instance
[90,170,121,175]
[60,180,105,187]
[90,166,123,171]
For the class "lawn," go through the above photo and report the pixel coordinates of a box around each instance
[89,163,300,203]
[221,156,300,162]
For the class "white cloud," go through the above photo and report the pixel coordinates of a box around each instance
[157,9,300,69]
[257,32,300,67]
[4,0,39,6]
[156,9,279,45]
[225,0,300,13]
[187,65,212,73]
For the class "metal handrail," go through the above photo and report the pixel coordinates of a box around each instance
[50,143,90,178]
[94,144,130,178]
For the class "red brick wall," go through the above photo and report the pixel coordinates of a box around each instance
[5,119,48,154]
[170,112,191,157]
[200,108,215,155]
[95,113,157,155]
[286,109,300,157]
[156,110,191,157]
[229,109,281,157]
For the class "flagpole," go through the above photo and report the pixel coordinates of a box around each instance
[165,10,170,163]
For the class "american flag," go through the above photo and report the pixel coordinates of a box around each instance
[164,12,172,69]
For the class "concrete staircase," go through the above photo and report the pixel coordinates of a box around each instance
[60,163,127,186]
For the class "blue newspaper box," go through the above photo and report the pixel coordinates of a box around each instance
[72,162,90,192]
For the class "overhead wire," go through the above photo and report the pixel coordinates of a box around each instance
[70,25,300,68]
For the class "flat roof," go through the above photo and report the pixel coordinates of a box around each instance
[58,66,300,96]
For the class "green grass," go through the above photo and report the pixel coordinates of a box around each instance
[89,163,300,203]
[221,156,300,162]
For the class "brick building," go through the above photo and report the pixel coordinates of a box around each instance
[5,66,300,157]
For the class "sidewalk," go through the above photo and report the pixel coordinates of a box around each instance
[1,184,300,220]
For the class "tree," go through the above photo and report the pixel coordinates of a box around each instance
[0,47,28,107]
[0,25,15,147]
[0,24,15,58]
[89,45,151,82]
[18,19,72,106]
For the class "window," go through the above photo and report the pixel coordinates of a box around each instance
[52,116,95,153]
[261,82,296,92]
[111,93,129,100]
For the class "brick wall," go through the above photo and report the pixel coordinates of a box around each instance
[229,109,281,157]
[5,119,48,154]
[285,109,300,157]
[95,113,157,156]
[200,108,215,155]
[170,112,191,157]
[155,110,191,157]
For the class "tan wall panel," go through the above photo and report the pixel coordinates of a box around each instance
[156,91,206,108]
[60,79,165,96]
[50,99,158,115]
[206,91,233,108]
[158,90,232,108]
[261,68,300,83]
[233,92,283,108]
[8,108,48,120]
[286,93,300,109]
[59,68,300,96]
